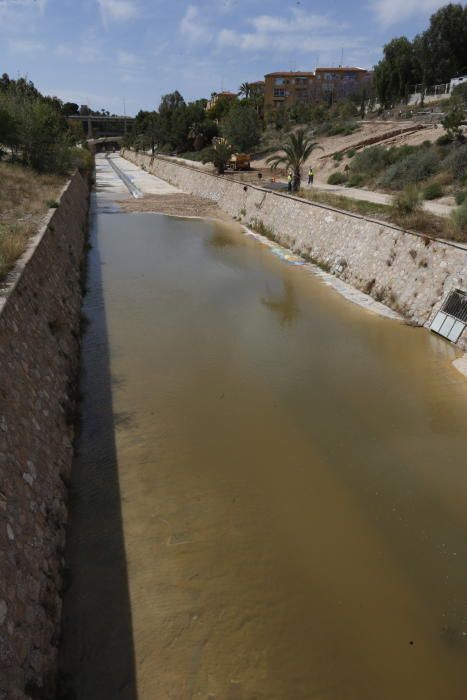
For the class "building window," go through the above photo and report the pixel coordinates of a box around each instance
[275,78,285,85]
[273,88,286,97]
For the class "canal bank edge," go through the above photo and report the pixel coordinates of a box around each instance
[0,171,89,699]
[122,150,467,354]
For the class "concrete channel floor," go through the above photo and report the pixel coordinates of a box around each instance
[108,153,182,196]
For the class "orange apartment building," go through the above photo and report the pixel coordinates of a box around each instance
[314,67,372,99]
[264,72,316,112]
[264,67,372,113]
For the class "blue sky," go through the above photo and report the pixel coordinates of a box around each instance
[0,0,450,114]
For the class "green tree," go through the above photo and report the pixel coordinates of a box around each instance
[270,104,290,131]
[62,102,79,116]
[158,90,185,147]
[266,129,323,190]
[453,83,467,104]
[18,100,70,171]
[442,95,465,140]
[0,106,18,155]
[223,104,261,152]
[0,73,11,93]
[414,3,467,85]
[207,96,237,122]
[374,37,418,106]
[188,118,218,151]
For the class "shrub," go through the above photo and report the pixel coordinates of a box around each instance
[386,144,416,165]
[452,83,467,104]
[455,190,467,205]
[442,144,467,181]
[434,170,455,186]
[422,182,444,200]
[69,147,94,178]
[450,200,467,238]
[328,171,347,185]
[392,186,422,216]
[333,151,344,162]
[346,148,356,159]
[437,133,452,146]
[350,146,389,180]
[249,217,274,240]
[346,173,365,187]
[442,96,465,141]
[378,149,439,189]
[318,120,359,137]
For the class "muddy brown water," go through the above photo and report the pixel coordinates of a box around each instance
[60,199,467,700]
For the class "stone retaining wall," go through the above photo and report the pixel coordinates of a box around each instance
[0,171,89,699]
[123,149,467,350]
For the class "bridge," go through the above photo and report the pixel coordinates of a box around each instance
[87,136,124,154]
[67,114,135,138]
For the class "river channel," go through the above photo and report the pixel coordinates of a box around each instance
[60,156,467,700]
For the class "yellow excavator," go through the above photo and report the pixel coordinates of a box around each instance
[228,153,251,171]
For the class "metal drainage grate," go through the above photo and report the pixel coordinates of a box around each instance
[430,289,467,343]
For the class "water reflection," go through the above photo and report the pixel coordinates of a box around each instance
[262,277,300,326]
[206,228,238,248]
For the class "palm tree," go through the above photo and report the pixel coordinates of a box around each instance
[204,138,234,174]
[238,82,251,99]
[249,85,264,117]
[266,129,323,191]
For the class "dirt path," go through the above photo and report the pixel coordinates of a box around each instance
[308,182,454,218]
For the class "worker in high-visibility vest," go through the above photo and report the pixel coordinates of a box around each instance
[308,167,314,186]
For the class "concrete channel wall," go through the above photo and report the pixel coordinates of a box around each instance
[123,149,467,350]
[0,172,89,699]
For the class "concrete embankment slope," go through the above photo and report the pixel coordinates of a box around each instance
[122,150,467,351]
[0,171,89,699]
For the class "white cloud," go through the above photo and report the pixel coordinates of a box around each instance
[55,28,107,64]
[0,0,47,9]
[98,0,138,23]
[0,0,47,28]
[217,8,363,60]
[118,50,141,66]
[370,0,446,27]
[179,4,211,43]
[249,9,331,34]
[117,50,146,82]
[9,38,44,53]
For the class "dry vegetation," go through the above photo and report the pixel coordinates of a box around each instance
[297,188,459,240]
[0,161,65,283]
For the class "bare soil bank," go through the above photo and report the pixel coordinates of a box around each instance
[119,192,234,223]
